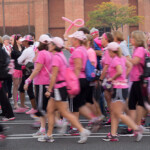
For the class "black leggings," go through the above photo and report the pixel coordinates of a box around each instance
[18,75,35,100]
[0,87,14,118]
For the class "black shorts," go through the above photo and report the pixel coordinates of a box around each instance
[112,88,128,103]
[18,75,35,100]
[72,78,88,112]
[86,83,94,104]
[35,85,49,117]
[51,86,68,102]
[128,81,144,110]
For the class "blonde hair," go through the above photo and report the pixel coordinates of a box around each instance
[113,47,122,58]
[0,36,3,44]
[131,31,146,48]
[113,31,124,42]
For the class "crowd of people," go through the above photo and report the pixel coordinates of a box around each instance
[0,27,150,143]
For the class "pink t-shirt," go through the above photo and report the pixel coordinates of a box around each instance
[34,50,53,85]
[52,52,67,89]
[108,56,128,89]
[101,49,112,67]
[69,46,88,78]
[87,48,97,68]
[130,47,147,82]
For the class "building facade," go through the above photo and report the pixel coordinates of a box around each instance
[0,0,150,39]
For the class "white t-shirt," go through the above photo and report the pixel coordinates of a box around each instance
[120,41,130,57]
[18,46,35,65]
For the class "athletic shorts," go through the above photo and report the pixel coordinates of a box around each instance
[72,78,88,112]
[51,86,68,102]
[112,88,128,103]
[128,81,144,110]
[85,83,94,104]
[35,85,49,117]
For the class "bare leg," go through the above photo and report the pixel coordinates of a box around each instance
[30,98,37,109]
[13,78,21,109]
[104,90,111,111]
[111,101,138,136]
[136,106,146,126]
[56,101,84,132]
[20,92,25,108]
[47,98,56,136]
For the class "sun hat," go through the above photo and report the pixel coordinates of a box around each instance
[20,35,33,42]
[107,42,120,51]
[68,31,87,41]
[90,27,99,36]
[52,37,64,48]
[39,34,52,44]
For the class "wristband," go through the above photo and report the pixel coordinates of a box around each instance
[25,78,32,85]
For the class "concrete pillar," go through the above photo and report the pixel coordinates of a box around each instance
[34,0,48,40]
[138,0,150,32]
[64,0,84,34]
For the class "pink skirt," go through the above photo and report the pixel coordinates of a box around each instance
[13,69,23,78]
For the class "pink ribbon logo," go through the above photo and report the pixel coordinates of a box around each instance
[62,17,84,34]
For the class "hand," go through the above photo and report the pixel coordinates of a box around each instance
[45,91,51,98]
[107,78,112,82]
[24,84,28,91]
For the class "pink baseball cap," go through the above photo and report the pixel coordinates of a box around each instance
[20,35,33,42]
[39,34,52,44]
[52,37,64,48]
[107,42,120,51]
[69,31,87,41]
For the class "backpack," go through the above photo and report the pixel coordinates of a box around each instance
[85,59,96,81]
[142,54,150,78]
[56,54,80,96]
[0,48,10,81]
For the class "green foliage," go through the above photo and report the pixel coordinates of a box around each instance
[86,2,144,31]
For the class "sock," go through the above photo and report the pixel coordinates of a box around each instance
[40,127,45,132]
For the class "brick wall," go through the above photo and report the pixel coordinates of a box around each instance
[0,0,35,36]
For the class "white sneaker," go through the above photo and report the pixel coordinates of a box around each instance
[78,129,91,144]
[135,125,145,142]
[58,121,68,134]
[38,135,54,143]
[32,130,46,138]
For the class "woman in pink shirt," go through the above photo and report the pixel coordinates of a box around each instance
[24,34,53,138]
[128,31,149,127]
[99,32,114,125]
[103,42,144,142]
[42,37,90,144]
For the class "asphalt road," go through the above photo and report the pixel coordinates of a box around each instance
[0,98,150,150]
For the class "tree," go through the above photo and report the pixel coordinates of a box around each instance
[86,2,144,31]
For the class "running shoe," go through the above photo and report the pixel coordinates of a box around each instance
[30,114,40,121]
[118,128,134,136]
[32,130,46,138]
[102,119,111,126]
[58,121,68,135]
[103,133,119,142]
[2,117,15,122]
[31,121,41,128]
[68,129,80,136]
[38,135,55,143]
[141,119,146,126]
[134,125,145,142]
[26,108,37,115]
[78,129,91,144]
[0,134,6,140]
[14,107,28,113]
